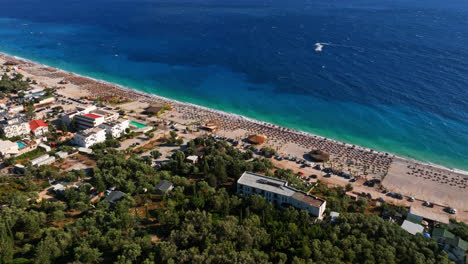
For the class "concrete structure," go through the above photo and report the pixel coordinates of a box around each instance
[56,151,69,159]
[72,127,106,148]
[0,117,30,138]
[98,118,129,138]
[78,147,93,154]
[74,113,105,129]
[38,143,51,152]
[60,111,79,125]
[29,120,49,136]
[61,106,117,126]
[186,155,198,164]
[34,96,55,106]
[330,211,340,223]
[31,154,55,167]
[0,140,19,157]
[237,172,326,218]
[8,105,23,114]
[401,220,424,235]
[92,109,119,122]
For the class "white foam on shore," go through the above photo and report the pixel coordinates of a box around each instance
[3,51,468,176]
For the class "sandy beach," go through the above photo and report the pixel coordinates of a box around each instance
[2,52,467,222]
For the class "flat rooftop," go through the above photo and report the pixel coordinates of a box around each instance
[409,205,449,224]
[292,192,325,207]
[101,118,128,126]
[238,172,296,197]
[76,127,104,137]
[83,113,102,119]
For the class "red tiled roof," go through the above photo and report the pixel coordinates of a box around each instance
[29,120,48,131]
[84,113,101,119]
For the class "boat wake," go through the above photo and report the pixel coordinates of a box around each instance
[315,42,329,52]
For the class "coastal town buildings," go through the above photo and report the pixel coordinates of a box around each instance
[61,106,119,130]
[237,171,327,218]
[0,117,30,138]
[7,105,23,114]
[72,127,106,148]
[98,118,129,138]
[29,120,49,136]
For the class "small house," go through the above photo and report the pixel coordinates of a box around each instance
[401,220,424,235]
[155,180,174,195]
[29,120,49,136]
[13,164,26,174]
[185,155,198,164]
[56,151,69,159]
[104,191,125,204]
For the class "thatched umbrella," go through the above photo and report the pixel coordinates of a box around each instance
[247,134,267,145]
[3,60,19,66]
[308,150,330,162]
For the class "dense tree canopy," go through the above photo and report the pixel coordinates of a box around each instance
[0,137,454,263]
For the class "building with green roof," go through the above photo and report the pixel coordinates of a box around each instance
[433,228,467,264]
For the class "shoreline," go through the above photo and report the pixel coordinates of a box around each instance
[2,51,468,176]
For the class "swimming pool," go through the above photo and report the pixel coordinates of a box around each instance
[130,121,147,128]
[17,142,27,149]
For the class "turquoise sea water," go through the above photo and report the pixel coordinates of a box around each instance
[0,0,467,170]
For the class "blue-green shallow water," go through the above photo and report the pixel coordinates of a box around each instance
[0,0,467,170]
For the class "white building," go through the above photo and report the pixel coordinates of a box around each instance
[98,119,129,138]
[8,105,23,114]
[92,109,119,122]
[0,118,30,138]
[29,120,49,136]
[56,151,69,159]
[186,155,199,164]
[60,111,79,125]
[61,106,118,129]
[72,127,106,148]
[38,143,51,152]
[74,113,106,129]
[401,220,424,235]
[0,140,19,157]
[31,154,56,167]
[237,172,327,218]
[34,97,55,106]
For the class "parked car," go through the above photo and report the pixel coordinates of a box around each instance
[445,207,457,214]
[423,201,432,207]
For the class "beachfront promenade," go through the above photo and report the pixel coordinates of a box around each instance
[3,52,467,221]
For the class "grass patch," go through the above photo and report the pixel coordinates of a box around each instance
[15,148,45,163]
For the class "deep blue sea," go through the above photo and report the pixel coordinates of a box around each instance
[0,0,467,170]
